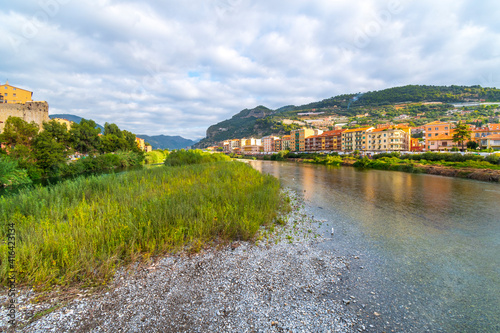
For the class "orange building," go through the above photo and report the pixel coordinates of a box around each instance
[410,138,425,152]
[304,130,344,151]
[488,123,500,131]
[424,121,454,151]
[427,134,457,151]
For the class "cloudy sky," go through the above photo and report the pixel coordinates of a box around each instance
[1,0,499,139]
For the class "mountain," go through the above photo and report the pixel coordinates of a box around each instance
[195,85,500,147]
[136,134,197,150]
[49,114,104,131]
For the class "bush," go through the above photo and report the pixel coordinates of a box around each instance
[485,154,500,165]
[144,150,168,164]
[0,155,32,187]
[164,149,230,166]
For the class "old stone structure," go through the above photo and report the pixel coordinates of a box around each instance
[0,101,49,132]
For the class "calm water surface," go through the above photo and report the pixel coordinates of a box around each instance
[248,160,500,332]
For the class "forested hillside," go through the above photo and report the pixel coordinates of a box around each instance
[195,85,500,147]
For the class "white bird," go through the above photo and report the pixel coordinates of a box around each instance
[331,228,335,236]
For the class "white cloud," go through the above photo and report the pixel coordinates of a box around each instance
[1,0,499,139]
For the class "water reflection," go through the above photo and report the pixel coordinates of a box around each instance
[248,160,500,332]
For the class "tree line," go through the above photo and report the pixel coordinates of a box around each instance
[0,116,144,184]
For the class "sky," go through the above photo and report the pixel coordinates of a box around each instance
[1,0,499,139]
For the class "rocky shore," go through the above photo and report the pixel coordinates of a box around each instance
[1,190,361,333]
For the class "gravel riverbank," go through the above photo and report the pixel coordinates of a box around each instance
[1,190,362,333]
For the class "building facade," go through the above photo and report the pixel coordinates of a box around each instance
[341,127,374,151]
[366,128,410,152]
[304,130,343,151]
[0,81,33,104]
[424,121,453,151]
[290,128,322,152]
[281,135,291,151]
[261,136,280,152]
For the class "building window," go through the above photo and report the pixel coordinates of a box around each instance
[435,133,438,136]
[428,134,431,137]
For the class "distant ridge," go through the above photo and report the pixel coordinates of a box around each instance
[49,114,196,149]
[136,134,197,150]
[49,114,104,131]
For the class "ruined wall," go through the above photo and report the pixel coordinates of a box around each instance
[0,102,49,133]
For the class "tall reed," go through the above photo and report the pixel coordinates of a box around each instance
[0,161,286,288]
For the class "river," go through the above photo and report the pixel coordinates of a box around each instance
[248,160,500,332]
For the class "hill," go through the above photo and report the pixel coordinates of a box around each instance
[195,85,500,147]
[136,134,197,150]
[49,114,104,131]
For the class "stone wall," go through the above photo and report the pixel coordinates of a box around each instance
[0,102,49,132]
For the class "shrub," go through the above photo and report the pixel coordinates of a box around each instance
[485,154,500,165]
[0,155,32,186]
[164,150,230,166]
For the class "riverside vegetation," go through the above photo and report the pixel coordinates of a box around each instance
[0,150,288,289]
[0,117,145,187]
[236,151,500,181]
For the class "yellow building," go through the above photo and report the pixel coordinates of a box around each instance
[366,128,410,151]
[290,128,323,152]
[135,137,145,151]
[281,135,291,151]
[52,117,74,130]
[0,81,33,104]
[341,127,374,151]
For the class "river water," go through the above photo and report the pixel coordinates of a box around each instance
[248,160,500,332]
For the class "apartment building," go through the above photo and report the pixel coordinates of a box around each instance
[223,139,241,153]
[341,127,374,151]
[261,136,281,152]
[304,130,343,151]
[424,121,453,150]
[281,135,291,151]
[290,128,322,152]
[241,138,262,147]
[366,128,410,152]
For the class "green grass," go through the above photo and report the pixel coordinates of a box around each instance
[164,149,230,166]
[0,161,286,288]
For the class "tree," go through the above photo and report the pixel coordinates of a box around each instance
[0,116,39,169]
[104,122,123,138]
[69,119,101,154]
[42,120,71,149]
[34,131,67,173]
[466,140,478,150]
[452,123,471,152]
